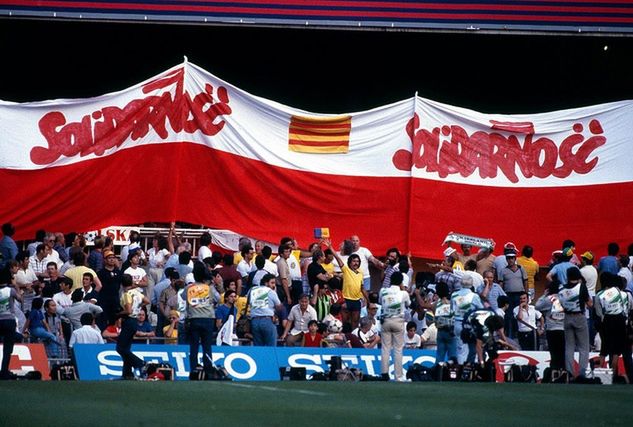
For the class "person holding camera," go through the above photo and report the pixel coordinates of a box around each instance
[184,262,216,378]
[379,271,410,381]
[451,276,484,364]
[431,282,457,362]
[463,308,512,366]
[535,281,566,371]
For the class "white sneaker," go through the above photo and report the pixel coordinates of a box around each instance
[396,376,411,382]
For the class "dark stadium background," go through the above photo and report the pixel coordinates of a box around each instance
[1,19,633,113]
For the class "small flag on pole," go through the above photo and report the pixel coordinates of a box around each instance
[313,228,330,239]
[288,115,351,153]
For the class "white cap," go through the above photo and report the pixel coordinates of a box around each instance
[185,273,195,284]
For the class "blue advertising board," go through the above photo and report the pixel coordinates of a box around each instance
[73,344,436,381]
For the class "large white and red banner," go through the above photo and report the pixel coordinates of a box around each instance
[1,60,632,261]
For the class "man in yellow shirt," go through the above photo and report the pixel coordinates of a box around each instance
[326,239,367,330]
[517,245,539,299]
[64,251,102,292]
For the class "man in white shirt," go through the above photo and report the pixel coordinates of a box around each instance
[197,232,213,262]
[236,244,255,280]
[580,251,598,297]
[43,232,63,268]
[69,313,104,347]
[281,294,317,346]
[261,246,278,277]
[28,244,49,281]
[513,291,543,351]
[15,251,39,314]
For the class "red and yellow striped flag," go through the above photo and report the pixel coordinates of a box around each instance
[288,115,351,154]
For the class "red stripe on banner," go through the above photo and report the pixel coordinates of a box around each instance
[288,139,350,147]
[2,1,633,24]
[290,121,352,131]
[490,120,535,134]
[289,129,351,137]
[1,143,632,262]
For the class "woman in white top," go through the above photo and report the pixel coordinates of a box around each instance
[147,234,170,292]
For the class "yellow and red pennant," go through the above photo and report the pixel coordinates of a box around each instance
[288,115,351,154]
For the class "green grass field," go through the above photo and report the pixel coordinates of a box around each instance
[2,381,631,427]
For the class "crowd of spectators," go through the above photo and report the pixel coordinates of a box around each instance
[1,222,632,383]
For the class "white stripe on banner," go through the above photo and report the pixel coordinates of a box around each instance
[2,60,632,188]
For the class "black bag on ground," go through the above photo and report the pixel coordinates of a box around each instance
[189,365,206,381]
[473,362,496,382]
[406,363,435,382]
[521,365,538,383]
[460,363,476,382]
[552,369,571,384]
[50,362,78,380]
[505,364,538,383]
[504,364,525,382]
[542,367,567,383]
[207,365,231,381]
[189,364,231,381]
[436,363,462,381]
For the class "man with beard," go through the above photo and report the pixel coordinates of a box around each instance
[381,248,400,289]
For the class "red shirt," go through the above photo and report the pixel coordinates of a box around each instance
[303,332,322,347]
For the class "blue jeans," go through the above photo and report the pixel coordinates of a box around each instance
[116,317,145,378]
[188,318,214,372]
[251,317,277,347]
[453,321,467,364]
[30,326,60,357]
[362,277,371,291]
[0,318,16,376]
[436,328,457,363]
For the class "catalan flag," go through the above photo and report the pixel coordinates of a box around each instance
[288,115,351,154]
